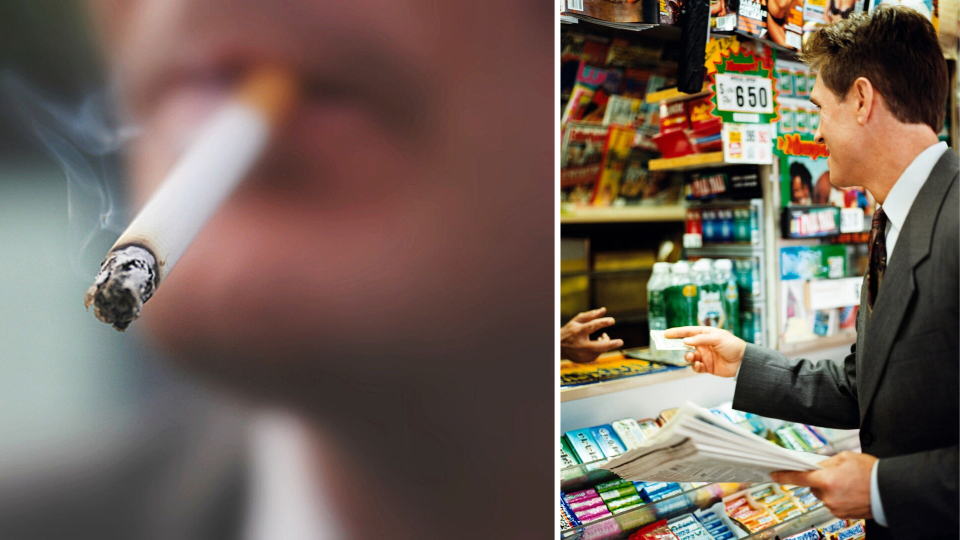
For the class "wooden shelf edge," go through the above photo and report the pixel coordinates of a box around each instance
[560,205,687,223]
[561,366,698,402]
[645,84,712,104]
[649,152,726,171]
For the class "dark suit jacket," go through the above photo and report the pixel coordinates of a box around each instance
[733,149,959,540]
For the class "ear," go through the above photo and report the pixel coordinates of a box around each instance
[852,77,875,126]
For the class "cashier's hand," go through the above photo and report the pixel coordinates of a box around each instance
[664,326,745,378]
[771,451,877,520]
[561,308,624,363]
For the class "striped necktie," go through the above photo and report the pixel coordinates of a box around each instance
[867,207,887,312]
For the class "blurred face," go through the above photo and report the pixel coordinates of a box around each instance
[811,74,862,188]
[790,175,811,205]
[88,1,550,384]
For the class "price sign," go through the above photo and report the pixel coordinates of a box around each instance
[840,207,865,233]
[715,74,774,115]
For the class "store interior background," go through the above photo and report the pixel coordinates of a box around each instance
[559,9,958,431]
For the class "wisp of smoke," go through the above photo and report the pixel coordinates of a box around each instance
[0,71,139,277]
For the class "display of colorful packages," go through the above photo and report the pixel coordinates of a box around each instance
[561,437,581,468]
[565,428,607,463]
[694,507,735,540]
[783,528,821,540]
[666,514,713,540]
[829,521,865,540]
[562,496,584,531]
[590,424,628,458]
[630,519,680,540]
[612,418,649,449]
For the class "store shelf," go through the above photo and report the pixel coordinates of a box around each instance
[649,152,729,172]
[778,332,856,356]
[645,84,712,104]
[562,483,751,539]
[560,205,686,224]
[684,244,763,257]
[561,364,698,402]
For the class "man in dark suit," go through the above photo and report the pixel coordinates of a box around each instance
[667,6,957,539]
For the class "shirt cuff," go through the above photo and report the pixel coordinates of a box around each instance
[871,460,888,527]
[734,362,741,381]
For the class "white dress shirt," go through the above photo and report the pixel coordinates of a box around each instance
[868,140,948,527]
[243,411,342,540]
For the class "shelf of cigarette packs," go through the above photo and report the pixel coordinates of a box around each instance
[559,406,860,539]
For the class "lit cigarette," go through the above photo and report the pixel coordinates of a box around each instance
[85,66,298,330]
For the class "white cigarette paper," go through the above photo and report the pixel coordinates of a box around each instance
[85,67,297,330]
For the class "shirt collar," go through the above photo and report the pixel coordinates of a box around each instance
[879,141,948,232]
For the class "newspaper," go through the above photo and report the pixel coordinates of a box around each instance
[601,402,828,483]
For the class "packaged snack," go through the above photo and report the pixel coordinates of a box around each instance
[667,515,712,540]
[568,496,607,513]
[599,484,639,501]
[565,429,607,463]
[566,488,601,502]
[561,496,583,531]
[607,493,644,512]
[576,504,614,523]
[817,519,847,536]
[829,521,865,540]
[631,520,681,540]
[637,419,662,438]
[596,479,633,492]
[783,528,821,540]
[561,437,581,468]
[748,485,775,500]
[612,418,649,449]
[590,424,628,458]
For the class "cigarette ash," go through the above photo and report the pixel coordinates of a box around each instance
[84,245,159,331]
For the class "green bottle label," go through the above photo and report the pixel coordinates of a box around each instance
[697,284,724,327]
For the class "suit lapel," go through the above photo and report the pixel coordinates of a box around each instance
[858,150,959,423]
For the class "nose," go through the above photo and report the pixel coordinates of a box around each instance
[814,124,825,145]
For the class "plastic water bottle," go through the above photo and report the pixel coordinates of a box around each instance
[647,262,671,331]
[692,259,724,327]
[714,259,741,337]
[665,261,697,327]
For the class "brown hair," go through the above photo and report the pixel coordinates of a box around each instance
[802,5,947,132]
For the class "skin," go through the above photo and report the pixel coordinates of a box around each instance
[87,0,551,537]
[824,0,857,24]
[810,74,940,203]
[560,307,623,363]
[790,174,811,205]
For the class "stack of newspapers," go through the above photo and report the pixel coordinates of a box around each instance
[601,402,827,483]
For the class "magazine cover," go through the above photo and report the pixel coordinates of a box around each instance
[562,62,624,125]
[767,0,805,49]
[618,146,673,205]
[737,0,769,39]
[561,123,610,205]
[563,0,662,23]
[592,125,636,205]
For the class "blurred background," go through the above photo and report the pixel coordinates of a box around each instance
[0,1,174,467]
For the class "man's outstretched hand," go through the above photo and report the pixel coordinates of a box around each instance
[561,307,623,363]
[772,451,877,520]
[664,326,746,378]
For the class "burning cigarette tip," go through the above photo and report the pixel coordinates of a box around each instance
[84,245,159,331]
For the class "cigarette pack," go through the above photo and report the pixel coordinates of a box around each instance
[612,418,648,449]
[667,515,711,540]
[561,437,581,468]
[783,529,821,540]
[607,493,644,512]
[561,496,583,531]
[565,429,607,463]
